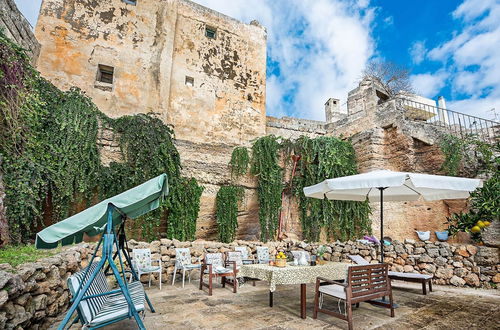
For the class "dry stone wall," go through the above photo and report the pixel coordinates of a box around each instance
[0,244,94,329]
[1,239,498,328]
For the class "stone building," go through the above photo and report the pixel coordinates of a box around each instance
[32,0,496,243]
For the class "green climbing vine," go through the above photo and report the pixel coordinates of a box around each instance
[251,135,283,242]
[439,134,465,176]
[0,30,203,243]
[229,146,249,178]
[216,185,244,243]
[165,178,204,241]
[292,136,371,242]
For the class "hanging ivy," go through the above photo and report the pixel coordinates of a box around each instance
[229,146,249,178]
[251,135,283,242]
[215,185,244,243]
[292,136,371,242]
[439,134,465,176]
[0,30,203,243]
[165,177,204,241]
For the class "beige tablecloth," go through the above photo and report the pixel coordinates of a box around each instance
[239,262,349,292]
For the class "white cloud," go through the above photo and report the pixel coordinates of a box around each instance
[194,0,376,120]
[410,71,448,98]
[409,40,426,65]
[427,0,500,120]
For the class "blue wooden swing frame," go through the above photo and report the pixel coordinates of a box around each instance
[58,204,155,330]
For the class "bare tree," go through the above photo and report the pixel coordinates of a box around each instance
[361,61,414,98]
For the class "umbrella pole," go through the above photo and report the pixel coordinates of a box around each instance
[379,187,386,264]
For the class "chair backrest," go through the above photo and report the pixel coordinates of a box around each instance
[67,263,110,324]
[234,246,249,259]
[256,246,269,263]
[291,250,311,262]
[346,264,390,299]
[133,249,152,271]
[204,253,224,268]
[348,255,370,265]
[226,251,243,267]
[175,248,192,267]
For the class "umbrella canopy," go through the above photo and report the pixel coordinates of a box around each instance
[35,174,169,249]
[304,170,481,202]
[303,169,482,262]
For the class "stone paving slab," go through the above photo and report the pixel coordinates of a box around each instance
[53,279,500,329]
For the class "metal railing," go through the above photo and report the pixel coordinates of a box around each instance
[398,97,499,144]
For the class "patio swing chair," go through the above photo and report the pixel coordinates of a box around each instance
[35,174,169,330]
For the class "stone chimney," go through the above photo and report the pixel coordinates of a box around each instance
[325,98,345,123]
[437,96,450,124]
[437,96,446,109]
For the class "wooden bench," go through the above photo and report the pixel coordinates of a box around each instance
[313,263,395,330]
[349,255,433,295]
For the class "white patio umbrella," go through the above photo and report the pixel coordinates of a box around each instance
[303,170,482,262]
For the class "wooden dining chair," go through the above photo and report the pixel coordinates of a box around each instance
[313,263,394,330]
[199,253,238,296]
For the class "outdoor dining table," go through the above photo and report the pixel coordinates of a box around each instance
[239,262,349,319]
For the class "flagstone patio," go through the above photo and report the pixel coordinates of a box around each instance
[53,278,499,330]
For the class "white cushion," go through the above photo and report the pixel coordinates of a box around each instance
[319,284,346,300]
[348,255,370,265]
[389,271,433,279]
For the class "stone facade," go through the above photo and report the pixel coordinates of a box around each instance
[1,239,498,328]
[0,0,40,63]
[32,0,490,244]
[35,0,267,145]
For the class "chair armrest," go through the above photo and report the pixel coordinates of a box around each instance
[316,277,348,287]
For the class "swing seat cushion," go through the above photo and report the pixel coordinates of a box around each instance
[68,263,146,327]
[88,281,145,326]
[319,284,347,300]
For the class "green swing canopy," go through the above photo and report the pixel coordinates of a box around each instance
[35,174,169,249]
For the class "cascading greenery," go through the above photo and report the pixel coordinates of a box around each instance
[293,136,371,242]
[439,134,465,176]
[251,135,283,242]
[0,30,203,243]
[165,177,204,241]
[229,146,249,178]
[215,185,244,243]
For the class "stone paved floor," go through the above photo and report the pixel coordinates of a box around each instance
[54,279,500,329]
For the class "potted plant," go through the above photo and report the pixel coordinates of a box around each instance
[316,246,327,264]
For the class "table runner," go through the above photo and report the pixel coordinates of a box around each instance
[240,262,349,292]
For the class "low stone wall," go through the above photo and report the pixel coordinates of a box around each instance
[129,238,500,288]
[0,244,94,329]
[1,239,498,329]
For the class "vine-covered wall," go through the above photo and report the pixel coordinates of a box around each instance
[0,30,203,244]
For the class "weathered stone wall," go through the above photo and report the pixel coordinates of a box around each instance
[2,239,498,328]
[0,0,40,63]
[32,0,479,244]
[35,0,267,145]
[0,244,94,329]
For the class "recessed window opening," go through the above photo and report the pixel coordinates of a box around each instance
[205,26,217,39]
[122,0,137,5]
[185,76,194,86]
[97,64,114,84]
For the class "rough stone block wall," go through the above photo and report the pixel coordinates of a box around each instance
[1,239,498,328]
[0,0,40,63]
[0,244,94,329]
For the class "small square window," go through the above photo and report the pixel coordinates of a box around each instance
[122,0,137,5]
[205,26,216,39]
[97,64,114,84]
[185,76,194,87]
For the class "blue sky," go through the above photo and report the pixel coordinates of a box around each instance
[14,0,500,121]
